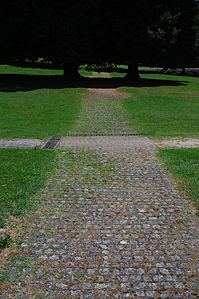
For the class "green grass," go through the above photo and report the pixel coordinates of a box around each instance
[158,148,199,214]
[120,74,199,138]
[79,65,93,77]
[0,88,84,138]
[62,151,113,186]
[0,149,57,227]
[0,64,93,77]
[0,64,106,140]
[0,64,84,138]
[0,64,62,76]
[0,234,12,252]
[1,64,198,139]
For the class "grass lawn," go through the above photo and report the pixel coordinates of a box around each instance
[158,148,199,214]
[0,64,62,76]
[79,65,93,77]
[0,65,84,139]
[0,88,83,139]
[0,64,93,77]
[0,63,198,251]
[0,149,57,227]
[118,73,199,139]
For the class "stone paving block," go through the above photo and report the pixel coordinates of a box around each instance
[0,138,44,148]
[1,136,198,298]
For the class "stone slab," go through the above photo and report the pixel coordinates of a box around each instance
[155,138,199,148]
[0,138,44,149]
[56,136,154,152]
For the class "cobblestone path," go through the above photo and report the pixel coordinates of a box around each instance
[1,88,198,298]
[1,137,198,298]
[67,88,134,136]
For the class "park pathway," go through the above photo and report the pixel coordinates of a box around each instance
[66,88,134,136]
[1,88,198,298]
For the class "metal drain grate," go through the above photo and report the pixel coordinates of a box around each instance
[42,136,61,149]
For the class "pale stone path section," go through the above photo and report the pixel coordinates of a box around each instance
[0,138,44,148]
[67,88,134,136]
[155,139,199,148]
[1,137,198,298]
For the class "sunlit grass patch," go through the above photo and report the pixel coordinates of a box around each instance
[158,148,199,214]
[121,74,199,138]
[0,149,57,227]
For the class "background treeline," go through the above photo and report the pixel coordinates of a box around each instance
[0,0,198,78]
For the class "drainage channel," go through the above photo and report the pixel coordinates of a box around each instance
[43,133,138,149]
[42,136,61,149]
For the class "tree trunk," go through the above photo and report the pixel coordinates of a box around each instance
[63,62,80,80]
[124,62,140,81]
[181,67,186,75]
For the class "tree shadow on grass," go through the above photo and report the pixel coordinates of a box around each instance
[0,74,188,92]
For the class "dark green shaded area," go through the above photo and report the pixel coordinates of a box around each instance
[121,74,199,138]
[158,148,199,214]
[0,234,12,252]
[0,149,57,227]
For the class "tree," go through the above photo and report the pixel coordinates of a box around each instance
[0,0,198,80]
[147,0,198,70]
[194,1,199,65]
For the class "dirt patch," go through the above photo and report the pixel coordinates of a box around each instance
[154,138,199,148]
[87,88,130,99]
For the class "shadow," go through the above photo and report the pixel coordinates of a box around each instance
[0,74,187,92]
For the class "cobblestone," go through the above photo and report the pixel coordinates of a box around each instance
[66,88,133,136]
[1,87,198,298]
[1,136,198,298]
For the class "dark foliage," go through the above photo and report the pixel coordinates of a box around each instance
[0,0,198,78]
[0,234,12,252]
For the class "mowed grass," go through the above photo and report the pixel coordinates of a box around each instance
[0,149,57,227]
[0,64,62,75]
[158,149,199,214]
[0,65,84,139]
[0,88,83,139]
[118,73,199,138]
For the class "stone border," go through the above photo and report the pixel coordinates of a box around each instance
[154,138,199,148]
[0,138,44,149]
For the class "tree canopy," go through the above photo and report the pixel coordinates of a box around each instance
[0,0,198,78]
